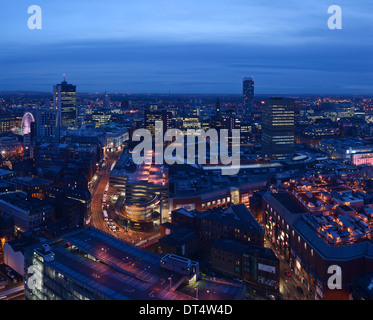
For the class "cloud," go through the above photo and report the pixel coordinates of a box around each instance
[0,1,372,94]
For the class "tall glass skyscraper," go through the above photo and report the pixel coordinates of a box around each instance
[243,77,254,116]
[53,79,77,128]
[261,98,295,160]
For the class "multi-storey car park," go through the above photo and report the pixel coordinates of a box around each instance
[110,150,169,231]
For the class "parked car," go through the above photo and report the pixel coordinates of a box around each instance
[297,286,304,294]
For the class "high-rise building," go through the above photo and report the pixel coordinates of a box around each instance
[53,78,77,128]
[35,108,59,143]
[103,92,110,108]
[92,109,112,128]
[144,109,172,137]
[243,77,254,116]
[261,98,295,160]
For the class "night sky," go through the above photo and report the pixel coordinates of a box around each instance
[0,0,372,94]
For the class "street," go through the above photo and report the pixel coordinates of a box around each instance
[0,284,25,300]
[87,151,313,301]
[88,152,161,246]
[263,237,313,300]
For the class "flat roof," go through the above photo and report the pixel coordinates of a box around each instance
[48,228,185,300]
[34,227,243,300]
[294,218,373,260]
[159,228,198,246]
[271,192,306,215]
[202,204,264,233]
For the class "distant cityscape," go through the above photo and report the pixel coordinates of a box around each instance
[0,75,372,302]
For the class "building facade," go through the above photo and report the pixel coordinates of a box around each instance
[261,98,295,160]
[243,77,254,116]
[53,79,77,128]
[262,176,373,300]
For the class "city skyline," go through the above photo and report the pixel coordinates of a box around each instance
[1,1,373,304]
[1,72,373,302]
[1,1,372,94]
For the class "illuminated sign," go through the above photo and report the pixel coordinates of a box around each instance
[352,153,373,166]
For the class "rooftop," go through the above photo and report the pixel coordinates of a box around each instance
[0,191,53,213]
[29,227,244,300]
[158,227,198,247]
[294,217,373,260]
[271,192,306,215]
[201,204,264,234]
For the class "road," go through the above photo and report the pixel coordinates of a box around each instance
[88,152,161,246]
[263,237,313,300]
[90,153,312,300]
[89,153,119,232]
[0,284,25,300]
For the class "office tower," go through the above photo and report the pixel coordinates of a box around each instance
[243,76,254,116]
[144,109,172,137]
[35,108,59,143]
[92,109,112,128]
[103,92,110,108]
[53,78,77,128]
[261,98,295,160]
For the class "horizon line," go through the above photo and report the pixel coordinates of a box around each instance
[0,90,370,97]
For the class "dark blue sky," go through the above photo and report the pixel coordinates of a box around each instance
[0,0,372,94]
